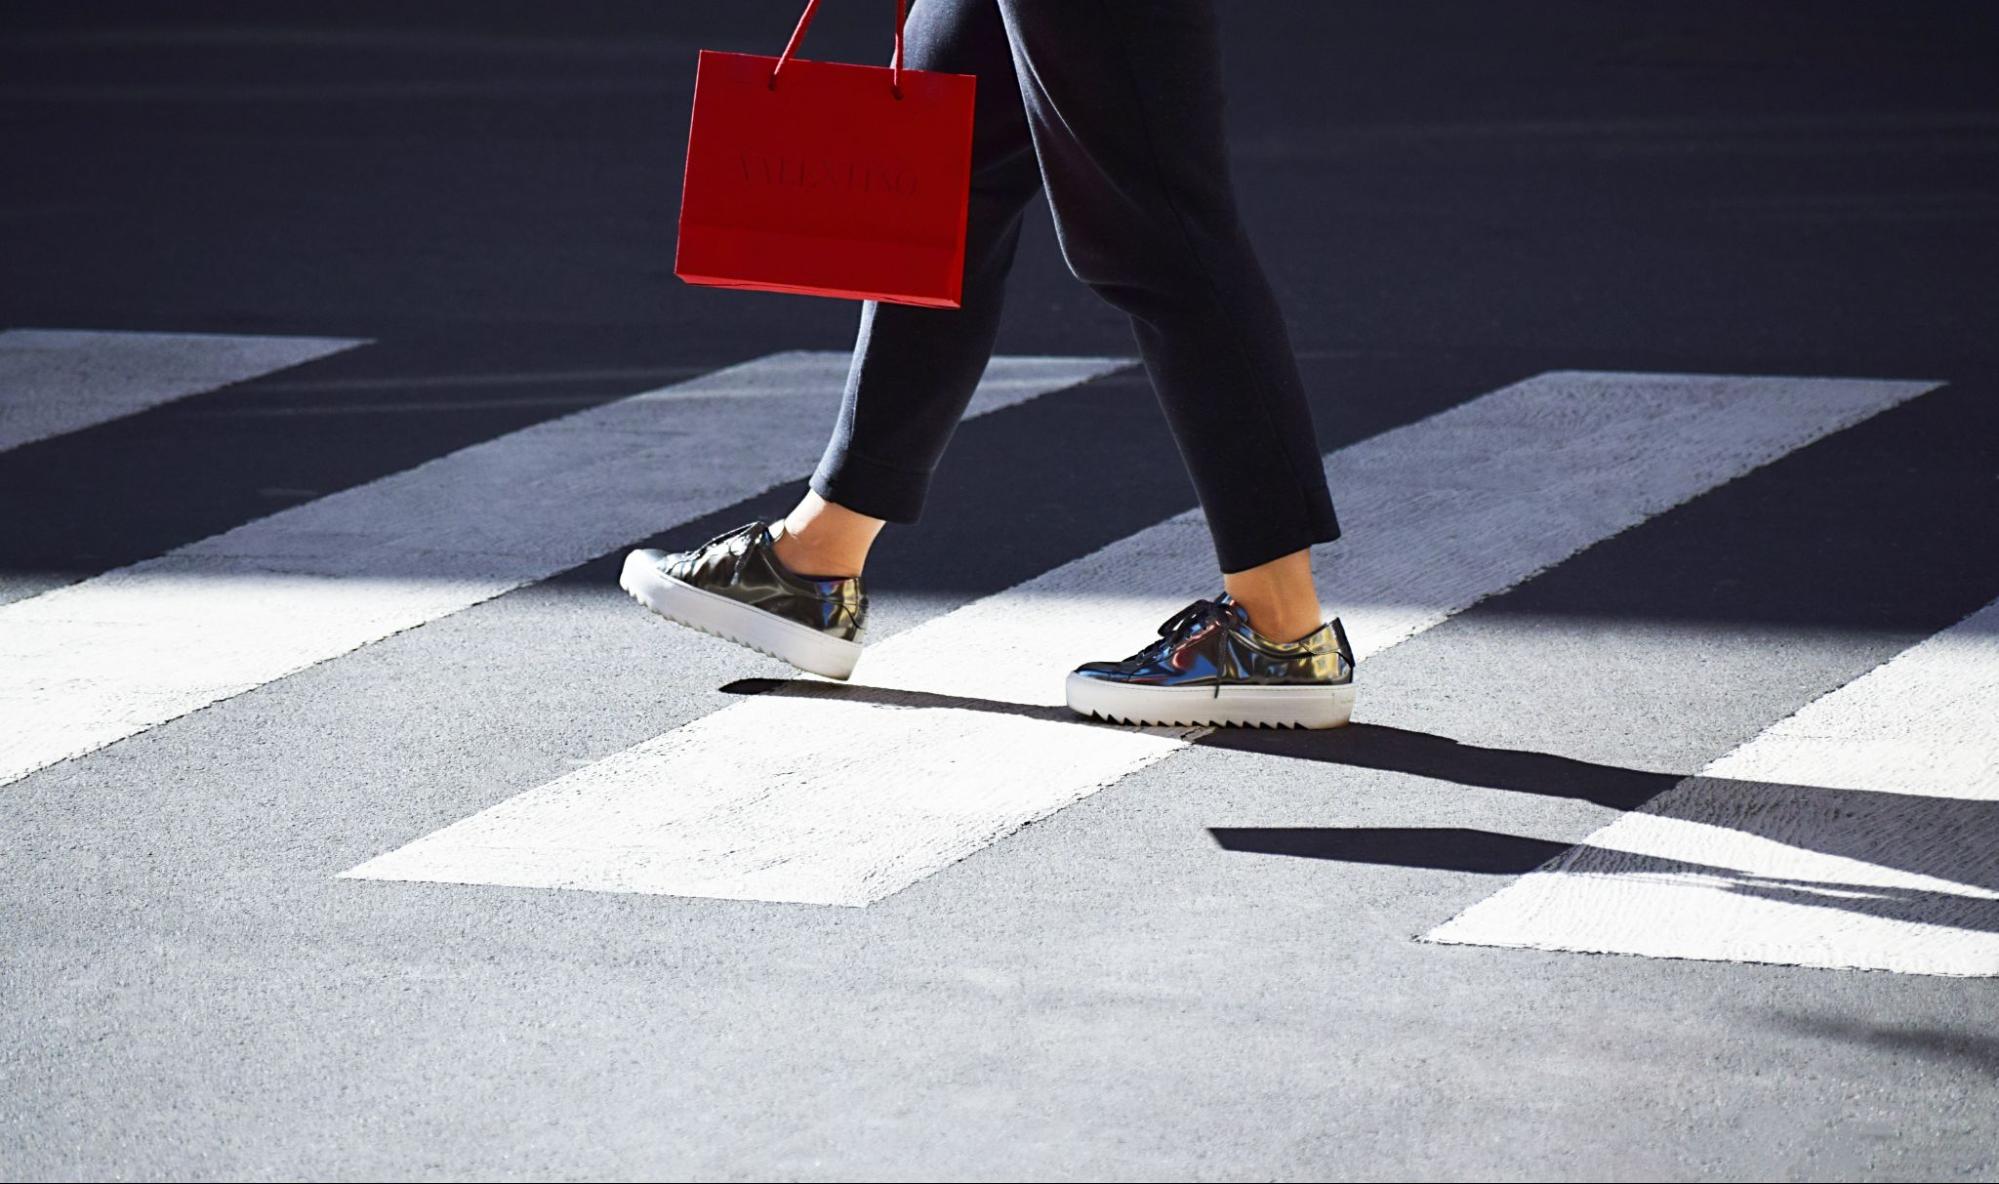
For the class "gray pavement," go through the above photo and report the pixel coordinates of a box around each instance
[3,3,1997,1180]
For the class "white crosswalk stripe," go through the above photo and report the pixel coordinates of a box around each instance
[0,328,361,452]
[0,349,1130,788]
[1422,593,1999,977]
[10,331,1995,977]
[342,372,1942,907]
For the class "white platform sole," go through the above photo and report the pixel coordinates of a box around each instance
[620,552,862,681]
[1065,672,1356,730]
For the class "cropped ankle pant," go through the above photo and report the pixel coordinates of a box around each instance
[807,0,1341,574]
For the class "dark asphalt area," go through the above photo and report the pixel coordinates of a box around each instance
[3,3,1997,1179]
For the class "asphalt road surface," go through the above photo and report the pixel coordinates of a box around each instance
[3,2,1998,1180]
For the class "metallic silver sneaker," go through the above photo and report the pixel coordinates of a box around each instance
[619,521,867,680]
[1065,592,1356,729]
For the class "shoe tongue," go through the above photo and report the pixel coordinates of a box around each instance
[1204,593,1249,633]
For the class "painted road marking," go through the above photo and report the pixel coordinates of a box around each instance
[343,372,1941,906]
[0,351,1131,788]
[0,328,361,452]
[1423,595,1999,977]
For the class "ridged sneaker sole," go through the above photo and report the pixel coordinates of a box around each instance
[1065,671,1356,730]
[620,551,862,681]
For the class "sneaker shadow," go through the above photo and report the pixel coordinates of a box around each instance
[722,676,1999,939]
[723,676,1674,809]
[1210,824,1999,938]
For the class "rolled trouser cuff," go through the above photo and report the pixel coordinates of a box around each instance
[809,447,934,524]
[1212,484,1342,575]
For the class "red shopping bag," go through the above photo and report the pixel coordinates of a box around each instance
[674,0,978,309]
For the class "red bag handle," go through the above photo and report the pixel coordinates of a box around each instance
[769,0,909,100]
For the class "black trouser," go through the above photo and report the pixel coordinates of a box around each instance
[808,0,1341,574]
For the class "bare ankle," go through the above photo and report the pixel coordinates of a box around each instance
[770,492,882,579]
[1223,547,1325,643]
[768,523,860,579]
[1235,599,1323,644]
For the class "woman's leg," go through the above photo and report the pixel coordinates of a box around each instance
[994,0,1340,638]
[773,0,1044,579]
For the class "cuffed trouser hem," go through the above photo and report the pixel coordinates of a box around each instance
[809,448,933,525]
[1213,488,1343,576]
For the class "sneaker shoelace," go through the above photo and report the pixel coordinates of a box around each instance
[1134,596,1236,663]
[691,521,760,555]
[1153,595,1327,657]
[675,521,762,586]
[1155,597,1225,640]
